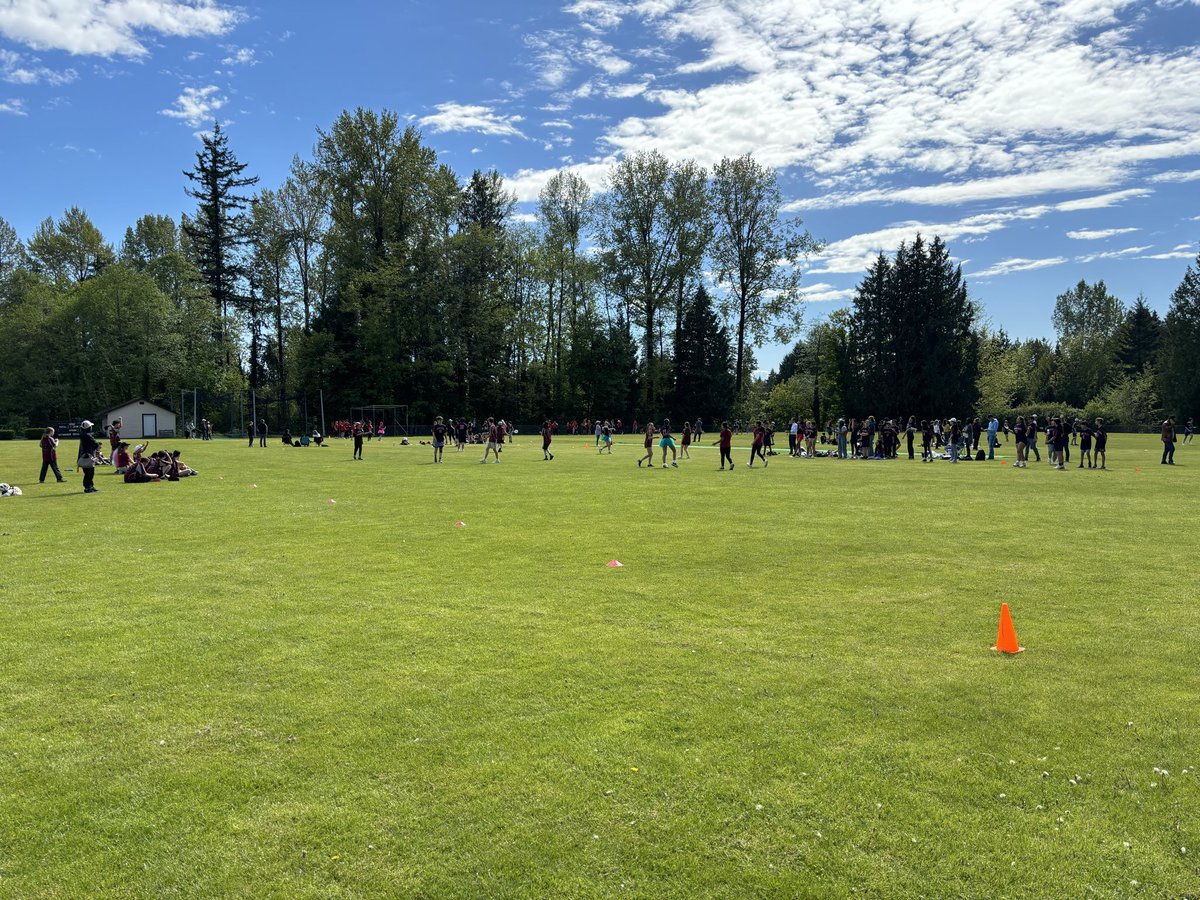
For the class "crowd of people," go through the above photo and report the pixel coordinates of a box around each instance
[13,409,1190,494]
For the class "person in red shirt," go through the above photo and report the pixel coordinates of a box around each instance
[637,422,655,468]
[680,421,692,459]
[748,421,767,468]
[715,421,733,470]
[113,441,133,474]
[108,418,122,452]
[39,426,65,483]
[480,417,502,463]
[541,419,554,460]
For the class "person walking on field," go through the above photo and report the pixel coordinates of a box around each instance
[1162,417,1177,465]
[659,419,679,468]
[1026,416,1041,463]
[1012,417,1027,468]
[680,421,693,459]
[432,416,448,463]
[39,426,65,483]
[540,419,554,460]
[716,421,734,470]
[77,420,101,494]
[481,417,502,463]
[748,421,768,468]
[637,422,655,468]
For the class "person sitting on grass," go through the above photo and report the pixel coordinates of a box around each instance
[312,429,325,447]
[170,450,198,477]
[113,441,133,475]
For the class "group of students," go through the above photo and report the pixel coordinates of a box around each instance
[36,419,198,493]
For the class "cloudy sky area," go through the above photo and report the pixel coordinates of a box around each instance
[2,0,1199,370]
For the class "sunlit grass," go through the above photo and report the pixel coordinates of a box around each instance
[0,432,1196,897]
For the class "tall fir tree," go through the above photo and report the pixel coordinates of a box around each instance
[672,286,735,419]
[183,122,258,359]
[1159,254,1200,419]
[1116,294,1162,375]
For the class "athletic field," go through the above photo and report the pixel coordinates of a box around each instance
[0,433,1195,897]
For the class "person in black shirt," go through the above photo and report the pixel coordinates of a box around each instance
[432,416,448,463]
[1013,417,1027,468]
[77,420,101,493]
[1093,418,1108,470]
[1078,422,1094,469]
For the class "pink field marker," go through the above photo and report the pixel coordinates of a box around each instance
[455,521,466,527]
[607,560,623,568]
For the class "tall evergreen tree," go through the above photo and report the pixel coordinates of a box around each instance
[1116,294,1162,375]
[183,122,258,337]
[673,286,735,419]
[1159,254,1200,419]
[844,235,978,416]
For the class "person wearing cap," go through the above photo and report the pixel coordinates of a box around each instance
[76,420,101,493]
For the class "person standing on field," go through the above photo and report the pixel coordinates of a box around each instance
[352,420,365,460]
[1093,418,1108,470]
[1162,417,1176,465]
[748,420,767,468]
[39,427,65,483]
[716,421,733,470]
[108,418,122,453]
[637,422,655,468]
[77,420,101,494]
[258,418,268,448]
[541,419,554,460]
[432,416,448,463]
[659,419,679,468]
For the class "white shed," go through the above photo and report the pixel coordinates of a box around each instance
[99,399,178,440]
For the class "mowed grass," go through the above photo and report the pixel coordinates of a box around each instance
[0,431,1197,898]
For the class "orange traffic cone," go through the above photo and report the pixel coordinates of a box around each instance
[992,603,1024,654]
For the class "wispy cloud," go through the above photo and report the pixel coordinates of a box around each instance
[0,0,242,58]
[0,48,76,86]
[221,47,257,66]
[0,97,26,116]
[419,102,525,138]
[1066,227,1140,240]
[1075,245,1152,264]
[1150,169,1200,183]
[160,84,225,128]
[971,257,1068,279]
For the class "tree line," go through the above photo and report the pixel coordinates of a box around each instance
[1,108,1197,433]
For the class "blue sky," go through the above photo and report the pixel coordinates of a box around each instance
[2,0,1199,372]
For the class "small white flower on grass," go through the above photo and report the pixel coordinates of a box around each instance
[1151,782,1158,788]
[1123,841,1131,848]
[876,802,882,809]
[158,740,166,746]
[1057,817,1065,824]
[1127,722,1134,727]
[1009,759,1016,765]
[1183,847,1188,855]
[593,834,600,840]
[816,831,822,838]
[755,803,764,811]
[911,837,918,843]
[1131,880,1139,886]
[999,794,1006,799]
[1041,772,1050,779]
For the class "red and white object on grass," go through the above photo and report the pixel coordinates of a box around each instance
[606,560,624,568]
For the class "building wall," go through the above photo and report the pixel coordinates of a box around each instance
[102,401,178,439]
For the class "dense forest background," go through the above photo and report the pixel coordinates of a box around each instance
[1,108,1198,435]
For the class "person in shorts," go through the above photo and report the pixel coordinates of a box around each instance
[681,421,693,459]
[637,422,655,468]
[599,421,613,454]
[1012,417,1027,468]
[541,419,554,460]
[1078,420,1094,469]
[1093,418,1108,470]
[481,417,502,463]
[432,416,447,463]
[659,419,678,468]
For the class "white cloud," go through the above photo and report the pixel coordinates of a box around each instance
[0,48,76,85]
[1139,250,1196,260]
[160,84,225,127]
[1066,227,1140,240]
[221,47,256,66]
[802,283,856,303]
[419,102,525,138]
[806,188,1148,276]
[971,257,1068,279]
[541,0,1200,209]
[0,97,26,115]
[0,0,241,58]
[1075,245,1152,263]
[1150,169,1200,183]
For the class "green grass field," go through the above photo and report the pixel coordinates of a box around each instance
[0,432,1196,898]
